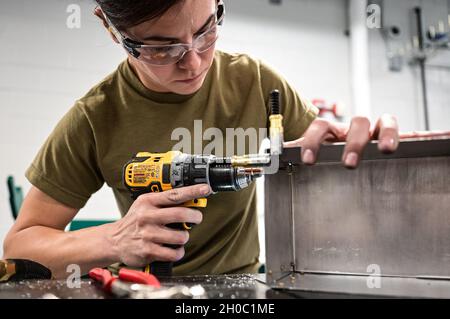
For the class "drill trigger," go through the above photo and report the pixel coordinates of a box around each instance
[182,198,207,208]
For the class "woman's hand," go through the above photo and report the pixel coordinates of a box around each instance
[284,114,399,168]
[108,184,210,267]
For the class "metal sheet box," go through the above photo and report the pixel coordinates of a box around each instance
[264,138,450,298]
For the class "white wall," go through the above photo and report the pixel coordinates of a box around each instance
[0,0,125,255]
[220,0,352,114]
[368,0,450,131]
[1,0,449,261]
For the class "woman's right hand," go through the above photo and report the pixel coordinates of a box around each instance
[108,184,211,267]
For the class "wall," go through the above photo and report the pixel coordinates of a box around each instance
[0,0,125,255]
[220,0,352,110]
[369,0,450,131]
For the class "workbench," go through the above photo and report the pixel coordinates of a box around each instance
[0,274,380,299]
[0,274,286,299]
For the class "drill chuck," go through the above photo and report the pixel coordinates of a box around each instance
[209,166,252,191]
[170,153,258,192]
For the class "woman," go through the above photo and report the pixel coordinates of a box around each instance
[3,0,399,278]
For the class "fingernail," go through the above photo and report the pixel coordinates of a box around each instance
[200,184,211,195]
[345,152,358,167]
[302,149,315,164]
[380,138,396,153]
[382,138,395,147]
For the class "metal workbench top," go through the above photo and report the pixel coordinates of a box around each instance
[0,274,298,299]
[1,273,433,299]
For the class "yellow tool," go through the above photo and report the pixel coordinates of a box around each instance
[124,151,208,210]
[123,150,263,276]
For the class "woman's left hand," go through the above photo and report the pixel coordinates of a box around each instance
[284,114,399,168]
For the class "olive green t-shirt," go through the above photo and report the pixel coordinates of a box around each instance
[25,50,317,275]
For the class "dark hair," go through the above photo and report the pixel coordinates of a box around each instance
[96,0,184,30]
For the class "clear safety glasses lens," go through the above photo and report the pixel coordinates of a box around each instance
[135,23,221,66]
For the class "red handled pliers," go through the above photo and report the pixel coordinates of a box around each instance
[89,267,161,296]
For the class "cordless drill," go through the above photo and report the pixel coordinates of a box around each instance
[123,90,284,277]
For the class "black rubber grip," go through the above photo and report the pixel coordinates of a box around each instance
[150,261,173,277]
[270,89,280,115]
[149,222,192,277]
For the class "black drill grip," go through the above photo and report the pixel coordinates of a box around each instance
[149,222,193,277]
[129,196,196,277]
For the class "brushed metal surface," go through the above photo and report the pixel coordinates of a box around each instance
[265,138,450,296]
[264,169,293,279]
[292,156,450,277]
[280,138,450,166]
[274,272,450,299]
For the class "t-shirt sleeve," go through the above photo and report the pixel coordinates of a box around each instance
[25,102,104,209]
[259,60,318,141]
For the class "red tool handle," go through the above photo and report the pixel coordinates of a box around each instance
[89,268,116,292]
[118,268,161,288]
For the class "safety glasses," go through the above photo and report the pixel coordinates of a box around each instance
[102,0,225,66]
